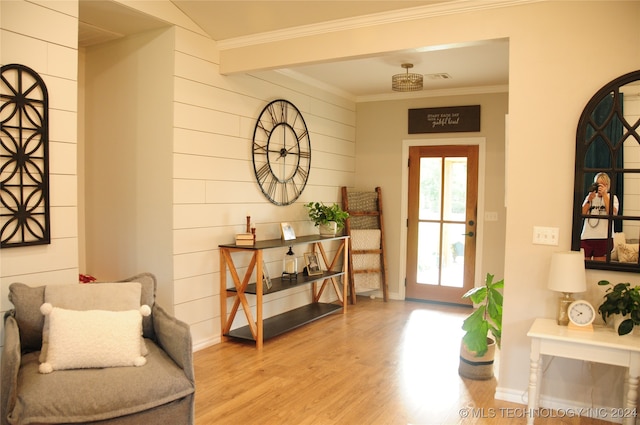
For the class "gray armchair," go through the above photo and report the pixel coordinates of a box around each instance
[1,273,195,425]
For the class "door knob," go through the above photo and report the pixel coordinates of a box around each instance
[462,231,475,237]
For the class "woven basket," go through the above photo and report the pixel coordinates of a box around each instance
[347,191,379,229]
[458,338,496,380]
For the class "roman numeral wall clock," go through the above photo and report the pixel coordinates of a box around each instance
[252,99,311,206]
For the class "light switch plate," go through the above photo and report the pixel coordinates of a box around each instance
[533,226,559,246]
[485,211,498,221]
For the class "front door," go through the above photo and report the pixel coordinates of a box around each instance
[406,145,478,304]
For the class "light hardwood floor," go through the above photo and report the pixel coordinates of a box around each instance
[194,297,614,425]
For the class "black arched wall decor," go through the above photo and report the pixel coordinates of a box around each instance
[0,64,50,248]
[572,70,640,272]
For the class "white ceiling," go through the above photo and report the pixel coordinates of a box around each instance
[174,1,450,40]
[79,0,509,99]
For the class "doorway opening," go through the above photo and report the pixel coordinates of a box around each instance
[400,138,486,304]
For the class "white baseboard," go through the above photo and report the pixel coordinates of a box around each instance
[495,386,528,405]
[495,386,626,424]
[354,289,402,300]
[192,336,221,352]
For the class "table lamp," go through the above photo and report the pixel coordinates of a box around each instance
[547,250,587,326]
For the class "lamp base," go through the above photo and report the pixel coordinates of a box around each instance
[557,292,575,326]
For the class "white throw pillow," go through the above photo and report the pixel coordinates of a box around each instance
[618,243,639,263]
[611,232,626,261]
[39,282,146,363]
[38,304,150,374]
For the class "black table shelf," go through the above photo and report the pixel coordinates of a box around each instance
[227,270,345,295]
[219,234,349,348]
[225,303,342,341]
[220,234,348,251]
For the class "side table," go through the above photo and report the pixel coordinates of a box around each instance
[527,318,640,425]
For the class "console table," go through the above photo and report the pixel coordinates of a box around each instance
[527,318,640,425]
[219,235,349,349]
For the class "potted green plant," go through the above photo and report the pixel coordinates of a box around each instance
[597,280,640,335]
[304,202,349,236]
[459,273,503,380]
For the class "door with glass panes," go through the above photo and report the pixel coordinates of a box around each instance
[406,145,478,304]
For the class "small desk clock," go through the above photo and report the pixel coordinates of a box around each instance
[567,300,595,331]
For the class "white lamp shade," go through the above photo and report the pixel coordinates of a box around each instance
[547,250,587,293]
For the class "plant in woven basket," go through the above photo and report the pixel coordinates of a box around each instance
[461,273,504,357]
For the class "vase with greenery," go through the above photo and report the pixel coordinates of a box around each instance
[304,202,349,235]
[461,273,504,357]
[597,280,640,335]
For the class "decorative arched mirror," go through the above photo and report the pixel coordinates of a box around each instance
[572,70,640,272]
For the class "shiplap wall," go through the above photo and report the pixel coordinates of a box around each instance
[0,0,355,355]
[0,1,80,356]
[171,27,356,349]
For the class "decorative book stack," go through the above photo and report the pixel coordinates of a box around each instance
[235,233,254,246]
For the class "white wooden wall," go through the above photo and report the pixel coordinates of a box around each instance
[0,1,80,359]
[0,0,355,354]
[171,27,356,349]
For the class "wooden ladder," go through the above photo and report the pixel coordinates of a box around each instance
[341,186,389,303]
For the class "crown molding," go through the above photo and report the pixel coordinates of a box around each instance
[217,0,542,50]
[356,84,509,103]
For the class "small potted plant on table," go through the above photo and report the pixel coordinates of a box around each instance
[597,280,640,335]
[304,202,349,236]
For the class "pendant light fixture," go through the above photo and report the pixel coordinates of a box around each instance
[392,63,423,92]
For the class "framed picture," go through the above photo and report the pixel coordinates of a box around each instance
[262,261,272,290]
[304,252,322,276]
[280,222,296,241]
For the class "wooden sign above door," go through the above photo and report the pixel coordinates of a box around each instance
[408,105,480,134]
